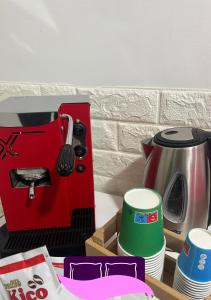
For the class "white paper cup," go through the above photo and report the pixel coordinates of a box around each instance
[145,255,164,266]
[145,266,163,274]
[117,234,165,281]
[145,259,164,275]
[174,280,211,296]
[144,253,165,263]
[145,248,165,269]
[146,270,162,280]
[175,284,211,296]
[178,228,211,283]
[174,283,211,299]
[146,265,163,273]
[174,275,211,292]
[145,257,164,268]
[175,264,211,285]
[145,264,163,271]
[173,263,211,299]
[145,250,165,264]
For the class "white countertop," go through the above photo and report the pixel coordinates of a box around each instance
[0,191,123,229]
[1,192,210,261]
[95,191,123,229]
[0,192,178,260]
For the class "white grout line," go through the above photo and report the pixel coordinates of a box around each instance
[1,81,211,92]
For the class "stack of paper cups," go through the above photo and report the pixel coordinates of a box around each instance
[118,235,166,280]
[117,188,165,280]
[173,228,211,300]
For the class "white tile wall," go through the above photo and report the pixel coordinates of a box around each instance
[0,81,211,214]
[160,91,211,128]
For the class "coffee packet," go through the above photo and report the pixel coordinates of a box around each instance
[50,257,64,276]
[0,246,76,300]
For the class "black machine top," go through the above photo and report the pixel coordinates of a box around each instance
[154,127,208,148]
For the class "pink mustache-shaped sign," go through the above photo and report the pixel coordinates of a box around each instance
[59,275,154,300]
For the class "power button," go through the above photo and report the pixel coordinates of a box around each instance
[76,164,86,173]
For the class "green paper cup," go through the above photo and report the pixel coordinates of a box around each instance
[119,188,164,257]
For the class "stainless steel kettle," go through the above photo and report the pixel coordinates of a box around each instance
[142,127,211,237]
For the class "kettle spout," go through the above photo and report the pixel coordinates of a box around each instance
[142,138,154,158]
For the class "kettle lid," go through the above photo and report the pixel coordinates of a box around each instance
[154,127,208,147]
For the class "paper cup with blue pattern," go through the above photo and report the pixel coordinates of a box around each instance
[119,188,164,257]
[177,228,211,282]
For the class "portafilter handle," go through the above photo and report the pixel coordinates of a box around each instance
[29,182,35,199]
[57,114,75,176]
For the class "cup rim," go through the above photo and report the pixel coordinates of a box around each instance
[174,275,211,290]
[144,250,165,261]
[147,272,163,279]
[175,275,211,287]
[174,282,211,296]
[174,283,211,297]
[176,264,211,284]
[146,270,163,280]
[118,239,165,271]
[174,284,211,294]
[147,267,163,273]
[145,256,165,265]
[124,187,162,211]
[146,260,165,268]
[145,261,164,268]
[146,266,164,273]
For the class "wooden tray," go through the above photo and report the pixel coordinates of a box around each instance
[86,210,211,300]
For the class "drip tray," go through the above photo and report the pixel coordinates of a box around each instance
[0,208,95,257]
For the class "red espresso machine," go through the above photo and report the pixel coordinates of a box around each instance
[0,96,95,257]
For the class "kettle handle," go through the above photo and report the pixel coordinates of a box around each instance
[57,114,75,176]
[142,138,154,159]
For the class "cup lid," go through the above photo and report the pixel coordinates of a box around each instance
[154,127,208,148]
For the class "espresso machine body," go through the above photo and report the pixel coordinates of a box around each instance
[0,96,95,256]
[142,127,211,237]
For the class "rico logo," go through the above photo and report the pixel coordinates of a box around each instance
[9,275,48,300]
